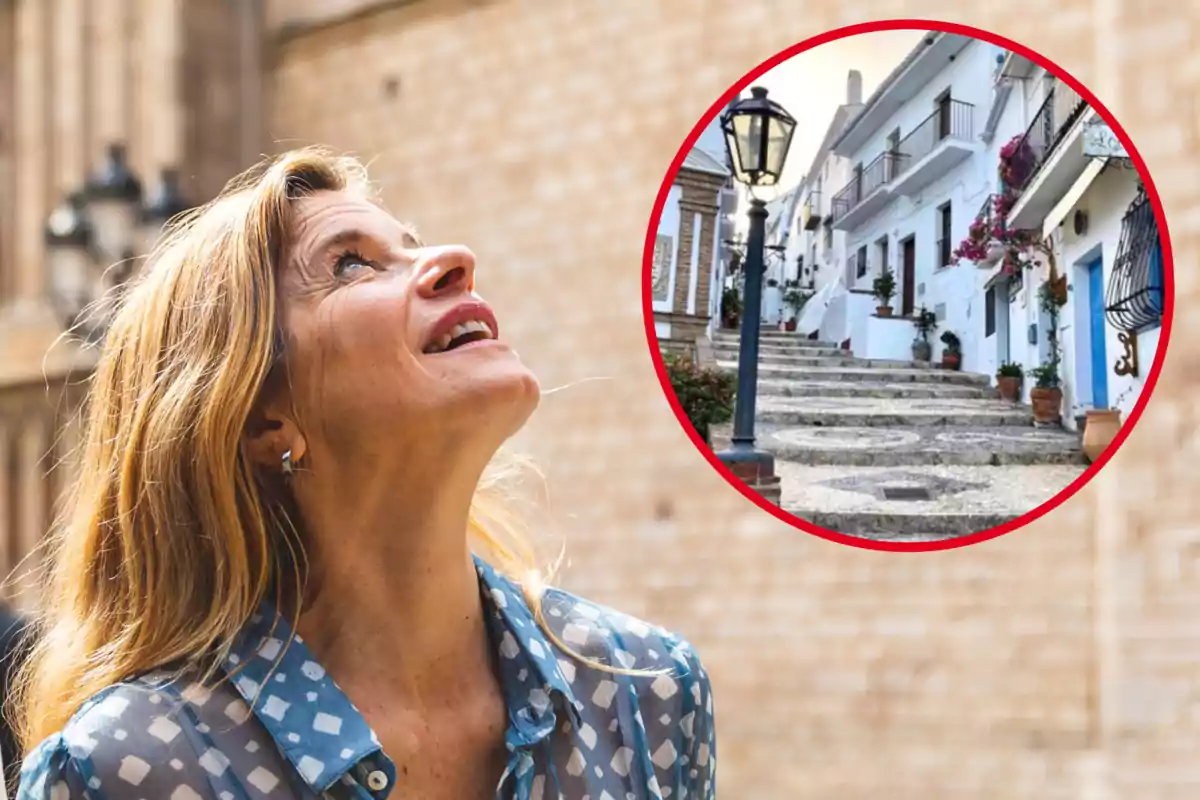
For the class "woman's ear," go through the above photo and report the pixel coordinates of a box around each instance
[243,405,307,474]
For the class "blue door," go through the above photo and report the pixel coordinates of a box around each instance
[1088,259,1108,408]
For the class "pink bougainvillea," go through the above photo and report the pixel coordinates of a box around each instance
[951,140,1047,270]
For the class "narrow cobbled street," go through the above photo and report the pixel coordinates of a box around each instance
[710,329,1089,542]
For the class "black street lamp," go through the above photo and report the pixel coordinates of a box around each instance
[717,86,796,504]
[43,144,189,341]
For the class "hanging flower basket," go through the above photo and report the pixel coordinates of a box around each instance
[999,135,1036,190]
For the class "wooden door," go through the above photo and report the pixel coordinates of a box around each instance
[902,237,916,316]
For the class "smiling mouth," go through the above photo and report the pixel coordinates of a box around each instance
[423,318,497,354]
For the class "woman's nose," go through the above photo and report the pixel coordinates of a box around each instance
[415,245,477,298]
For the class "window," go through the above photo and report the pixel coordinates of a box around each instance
[936,90,952,139]
[856,245,868,279]
[985,286,996,336]
[1148,238,1164,318]
[823,222,832,250]
[887,128,900,154]
[937,202,952,267]
[1106,185,1163,332]
[878,236,889,275]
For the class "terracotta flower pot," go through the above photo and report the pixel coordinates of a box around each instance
[876,305,892,317]
[1082,409,1122,462]
[1030,387,1063,425]
[784,319,798,332]
[996,375,1022,403]
[941,351,961,371]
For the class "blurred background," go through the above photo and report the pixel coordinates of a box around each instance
[1,1,1198,797]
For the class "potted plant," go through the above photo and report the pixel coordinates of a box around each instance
[912,306,937,362]
[1028,361,1062,425]
[872,268,896,317]
[996,362,1024,403]
[940,330,961,370]
[1029,276,1068,425]
[782,284,810,332]
[662,352,736,446]
[720,287,741,329]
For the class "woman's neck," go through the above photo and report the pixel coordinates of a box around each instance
[292,451,496,704]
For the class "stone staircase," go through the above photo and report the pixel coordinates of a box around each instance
[708,329,1087,542]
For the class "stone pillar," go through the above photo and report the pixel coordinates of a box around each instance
[90,0,131,176]
[0,4,15,304]
[13,0,51,302]
[53,0,89,196]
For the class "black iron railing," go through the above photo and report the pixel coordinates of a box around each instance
[896,99,975,166]
[1006,83,1089,196]
[803,191,822,230]
[1106,185,1164,331]
[830,152,906,222]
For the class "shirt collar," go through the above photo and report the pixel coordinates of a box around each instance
[221,555,579,793]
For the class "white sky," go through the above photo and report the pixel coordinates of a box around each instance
[755,29,930,192]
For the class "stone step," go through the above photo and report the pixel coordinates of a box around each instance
[718,354,935,369]
[726,362,992,385]
[792,511,1015,538]
[756,379,998,400]
[713,333,839,348]
[711,423,1084,467]
[773,463,1088,538]
[712,343,846,358]
[754,397,1032,428]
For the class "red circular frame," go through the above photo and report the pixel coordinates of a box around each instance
[642,19,1175,552]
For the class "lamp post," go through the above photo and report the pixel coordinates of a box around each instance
[717,86,796,505]
[43,144,188,342]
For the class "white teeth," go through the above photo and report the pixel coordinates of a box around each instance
[428,318,495,353]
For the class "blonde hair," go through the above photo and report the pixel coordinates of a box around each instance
[11,147,646,755]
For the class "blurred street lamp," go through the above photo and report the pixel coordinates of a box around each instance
[44,143,188,341]
[717,86,796,504]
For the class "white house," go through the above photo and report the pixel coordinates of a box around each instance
[818,32,1003,365]
[962,50,1165,426]
[782,70,865,345]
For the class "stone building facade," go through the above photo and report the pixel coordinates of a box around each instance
[0,2,1198,797]
[651,150,728,359]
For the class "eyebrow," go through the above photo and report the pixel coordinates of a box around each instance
[308,223,422,261]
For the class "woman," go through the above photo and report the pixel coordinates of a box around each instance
[13,149,715,799]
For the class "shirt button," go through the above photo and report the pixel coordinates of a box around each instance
[366,770,389,791]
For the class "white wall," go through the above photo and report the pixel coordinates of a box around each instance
[840,39,1000,187]
[833,40,1002,366]
[862,315,921,361]
[1059,166,1160,421]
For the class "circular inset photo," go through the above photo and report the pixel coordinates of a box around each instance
[644,21,1173,551]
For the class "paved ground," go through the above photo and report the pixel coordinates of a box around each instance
[709,329,1088,542]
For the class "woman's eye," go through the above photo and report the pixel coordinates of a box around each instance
[334,252,373,276]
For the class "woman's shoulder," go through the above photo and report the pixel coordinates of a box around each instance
[18,669,290,799]
[539,586,709,685]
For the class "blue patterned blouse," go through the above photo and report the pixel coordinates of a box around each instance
[18,557,716,799]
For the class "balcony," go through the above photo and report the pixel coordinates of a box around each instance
[802,192,822,230]
[1004,83,1092,230]
[890,100,980,196]
[830,152,905,231]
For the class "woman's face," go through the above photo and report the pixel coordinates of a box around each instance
[269,189,539,464]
